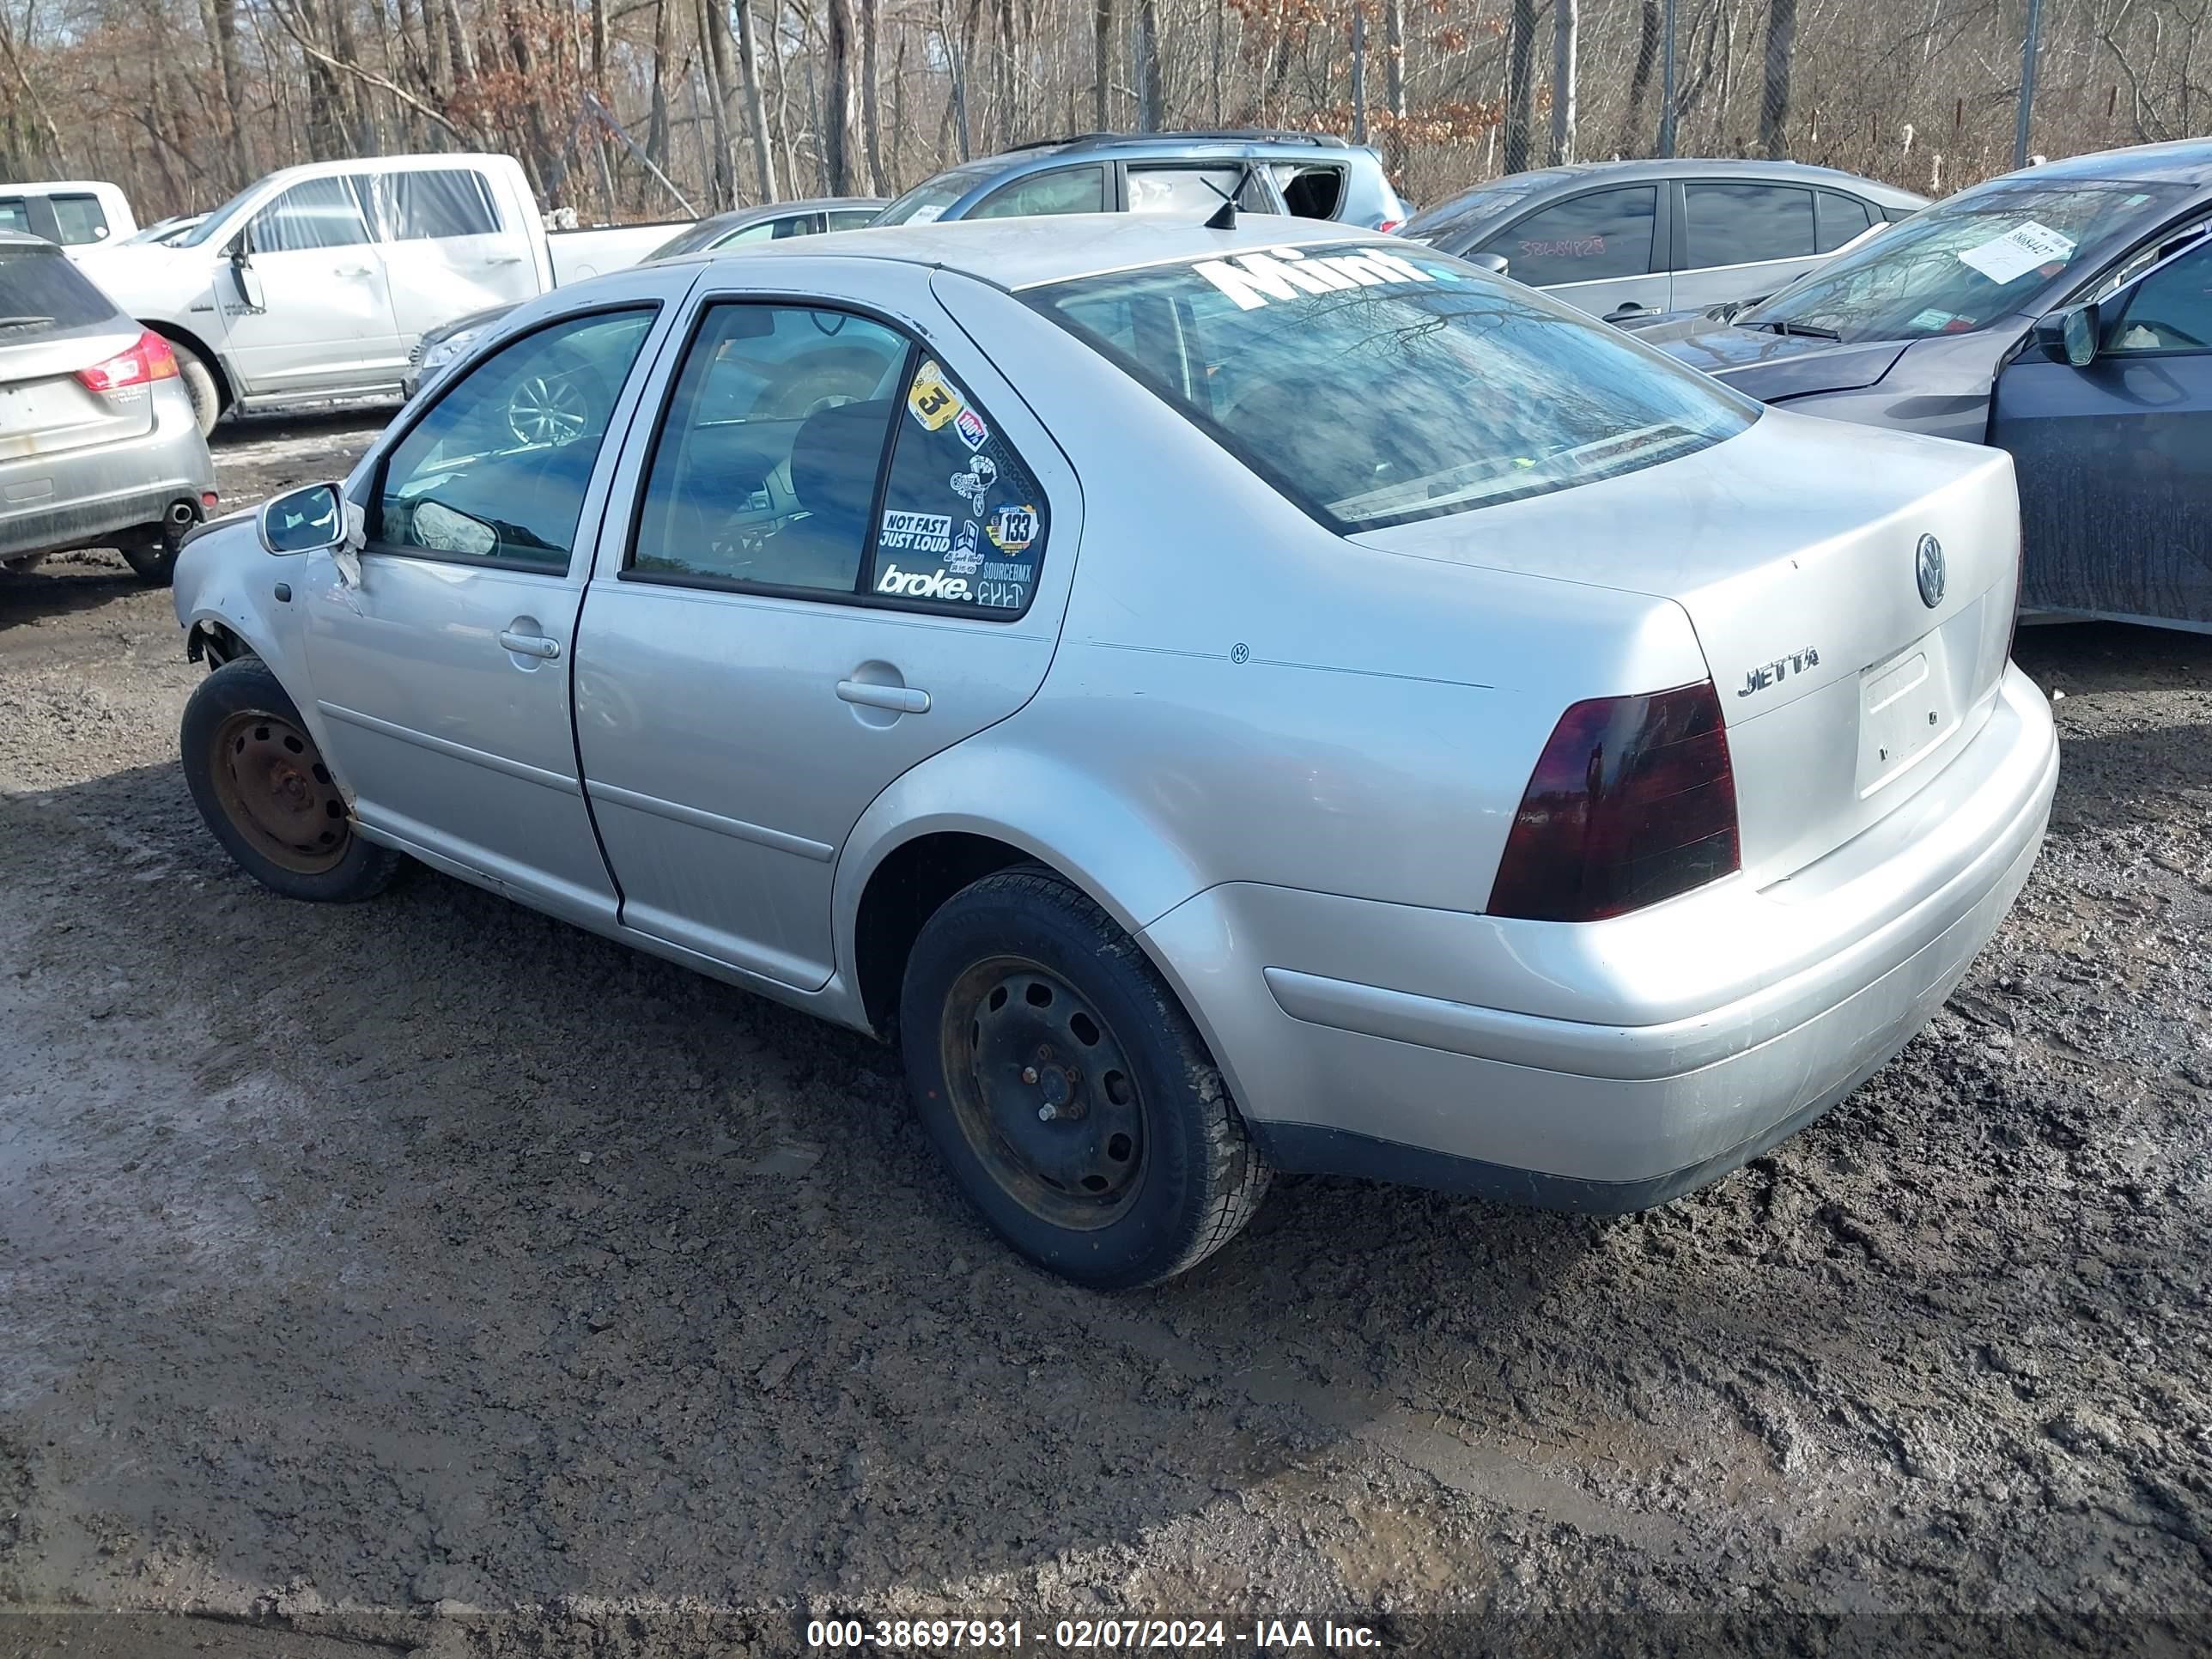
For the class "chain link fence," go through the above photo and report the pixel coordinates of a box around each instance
[1382,0,2195,209]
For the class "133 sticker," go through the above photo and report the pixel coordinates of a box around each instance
[908,362,964,431]
[988,504,1038,552]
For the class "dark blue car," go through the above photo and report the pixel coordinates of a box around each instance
[1649,140,2212,631]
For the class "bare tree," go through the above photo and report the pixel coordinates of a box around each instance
[823,0,860,191]
[1134,0,1162,131]
[1092,0,1114,129]
[735,0,779,200]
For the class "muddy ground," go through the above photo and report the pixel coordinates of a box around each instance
[0,413,2208,1659]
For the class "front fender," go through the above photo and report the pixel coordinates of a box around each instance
[172,522,332,766]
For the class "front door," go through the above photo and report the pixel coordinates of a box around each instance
[1991,238,2212,626]
[220,177,404,397]
[298,292,679,924]
[1473,185,1668,323]
[572,267,1078,989]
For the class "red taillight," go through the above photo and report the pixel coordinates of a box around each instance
[1376,218,1405,234]
[74,330,179,393]
[1487,680,1741,923]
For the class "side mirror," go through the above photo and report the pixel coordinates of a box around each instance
[1470,252,1510,277]
[2034,302,2100,368]
[226,246,264,313]
[258,483,346,555]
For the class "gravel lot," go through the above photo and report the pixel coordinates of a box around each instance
[1,414,2208,1658]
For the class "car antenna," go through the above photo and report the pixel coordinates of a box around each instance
[1206,163,1257,231]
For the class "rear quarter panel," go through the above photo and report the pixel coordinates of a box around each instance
[842,273,1708,937]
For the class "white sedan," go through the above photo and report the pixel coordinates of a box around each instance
[170,215,2057,1286]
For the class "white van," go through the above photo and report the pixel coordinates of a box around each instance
[70,154,680,434]
[0,181,138,256]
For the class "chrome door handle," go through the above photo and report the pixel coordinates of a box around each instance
[498,629,561,659]
[485,253,524,265]
[836,679,928,714]
[336,264,374,278]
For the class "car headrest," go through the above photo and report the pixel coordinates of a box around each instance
[788,398,893,522]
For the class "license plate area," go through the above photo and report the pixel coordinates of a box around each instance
[1856,629,1957,796]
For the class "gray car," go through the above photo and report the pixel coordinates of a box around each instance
[1651,140,2212,630]
[873,131,1411,232]
[0,233,216,582]
[169,216,2056,1286]
[1406,159,1925,325]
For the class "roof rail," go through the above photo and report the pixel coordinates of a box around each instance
[1002,128,1348,154]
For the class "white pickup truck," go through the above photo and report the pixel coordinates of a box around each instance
[71,153,689,434]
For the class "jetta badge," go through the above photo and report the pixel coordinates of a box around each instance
[1916,533,1947,609]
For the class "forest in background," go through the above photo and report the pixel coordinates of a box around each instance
[3,0,2210,226]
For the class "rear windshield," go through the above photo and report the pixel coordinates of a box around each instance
[877,167,992,226]
[1741,179,2194,343]
[1028,243,1754,531]
[0,243,121,336]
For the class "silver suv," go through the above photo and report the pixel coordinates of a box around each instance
[0,233,215,582]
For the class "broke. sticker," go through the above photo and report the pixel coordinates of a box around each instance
[908,361,964,431]
[879,509,954,555]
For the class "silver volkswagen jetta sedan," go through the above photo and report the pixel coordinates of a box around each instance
[170,217,2057,1287]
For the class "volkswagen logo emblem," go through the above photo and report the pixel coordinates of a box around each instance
[1916,533,1947,609]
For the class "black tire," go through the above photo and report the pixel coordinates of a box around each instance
[120,530,181,586]
[900,868,1270,1289]
[180,658,402,903]
[168,337,222,437]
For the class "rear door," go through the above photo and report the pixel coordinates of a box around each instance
[296,276,686,923]
[223,177,403,396]
[1471,186,1668,322]
[571,259,1079,989]
[365,166,540,350]
[1673,180,1821,313]
[1990,236,2212,625]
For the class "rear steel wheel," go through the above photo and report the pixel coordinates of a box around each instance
[940,956,1148,1231]
[900,868,1270,1288]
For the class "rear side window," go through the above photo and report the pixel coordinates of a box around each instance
[1816,191,1875,253]
[373,307,655,569]
[250,178,373,253]
[1684,183,1815,267]
[0,244,121,334]
[369,169,501,240]
[1032,242,1753,532]
[971,167,1108,220]
[630,303,909,592]
[1273,164,1346,221]
[1480,187,1657,285]
[826,210,880,231]
[49,194,111,245]
[874,357,1047,614]
[0,198,29,235]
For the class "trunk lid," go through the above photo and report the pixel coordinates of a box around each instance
[1353,408,2021,886]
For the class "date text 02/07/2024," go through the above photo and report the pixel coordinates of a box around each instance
[803,1616,1384,1650]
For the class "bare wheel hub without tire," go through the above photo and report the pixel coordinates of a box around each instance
[209,710,349,875]
[942,957,1146,1230]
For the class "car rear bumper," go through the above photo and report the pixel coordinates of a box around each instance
[0,380,214,564]
[1139,664,2059,1211]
